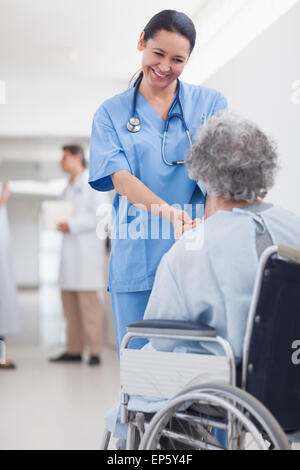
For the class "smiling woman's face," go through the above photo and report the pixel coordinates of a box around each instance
[138,29,191,91]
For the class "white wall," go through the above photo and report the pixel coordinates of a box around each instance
[0,137,89,162]
[203,1,300,215]
[0,78,126,138]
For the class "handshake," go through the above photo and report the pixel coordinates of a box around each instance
[170,208,203,241]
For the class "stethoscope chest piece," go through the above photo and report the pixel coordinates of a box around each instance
[127,117,141,133]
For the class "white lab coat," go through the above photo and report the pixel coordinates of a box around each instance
[58,170,110,291]
[0,183,19,336]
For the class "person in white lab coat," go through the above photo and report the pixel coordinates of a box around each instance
[49,145,110,366]
[0,180,19,370]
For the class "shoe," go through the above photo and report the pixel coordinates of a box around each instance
[0,360,16,370]
[49,352,82,363]
[88,355,101,366]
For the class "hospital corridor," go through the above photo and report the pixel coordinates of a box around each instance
[1,0,300,453]
[0,288,120,450]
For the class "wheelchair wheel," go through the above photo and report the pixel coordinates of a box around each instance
[139,383,290,450]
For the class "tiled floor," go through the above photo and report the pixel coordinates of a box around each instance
[0,287,120,450]
[0,344,119,450]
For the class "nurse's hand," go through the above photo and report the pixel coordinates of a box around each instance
[171,209,193,240]
[57,222,70,233]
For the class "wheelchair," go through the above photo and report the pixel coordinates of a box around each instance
[101,245,300,450]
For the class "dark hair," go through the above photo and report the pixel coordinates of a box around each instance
[62,144,86,168]
[144,10,196,52]
[131,10,196,86]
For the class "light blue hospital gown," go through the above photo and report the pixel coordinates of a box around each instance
[144,204,300,361]
[106,204,300,438]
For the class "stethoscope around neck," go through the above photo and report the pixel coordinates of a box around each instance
[127,76,193,166]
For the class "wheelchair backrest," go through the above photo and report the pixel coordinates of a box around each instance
[245,250,300,432]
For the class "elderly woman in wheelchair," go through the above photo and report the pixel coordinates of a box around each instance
[102,112,300,451]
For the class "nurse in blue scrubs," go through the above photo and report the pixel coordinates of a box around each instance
[89,10,228,355]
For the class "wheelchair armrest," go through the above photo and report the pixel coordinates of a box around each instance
[126,319,216,338]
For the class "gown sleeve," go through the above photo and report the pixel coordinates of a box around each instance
[89,105,131,192]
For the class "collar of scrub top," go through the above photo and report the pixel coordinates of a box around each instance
[127,75,193,166]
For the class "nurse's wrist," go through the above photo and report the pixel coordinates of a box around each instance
[157,204,175,223]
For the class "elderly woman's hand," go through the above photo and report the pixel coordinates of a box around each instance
[180,218,203,237]
[191,218,203,228]
[170,210,204,241]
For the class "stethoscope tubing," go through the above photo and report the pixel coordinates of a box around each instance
[128,77,192,166]
[162,129,192,166]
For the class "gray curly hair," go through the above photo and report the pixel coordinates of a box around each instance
[186,111,279,203]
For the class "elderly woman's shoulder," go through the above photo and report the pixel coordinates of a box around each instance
[168,211,237,257]
[267,204,300,223]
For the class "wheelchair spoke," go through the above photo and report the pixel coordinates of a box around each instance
[161,430,224,450]
[150,406,227,450]
[174,412,228,431]
[139,385,290,451]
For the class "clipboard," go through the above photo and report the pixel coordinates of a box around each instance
[42,201,75,231]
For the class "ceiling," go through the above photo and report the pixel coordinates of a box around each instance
[0,0,207,82]
[0,0,297,140]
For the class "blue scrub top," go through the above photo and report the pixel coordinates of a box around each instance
[89,82,228,292]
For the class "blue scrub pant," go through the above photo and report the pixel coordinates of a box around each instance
[110,291,151,357]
